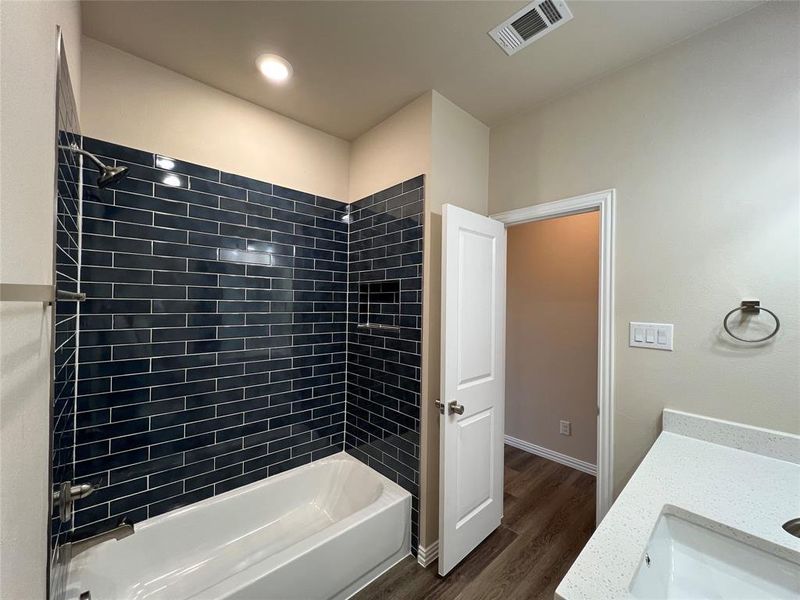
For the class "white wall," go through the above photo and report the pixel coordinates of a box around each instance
[490,2,800,492]
[0,1,82,597]
[81,38,350,201]
[505,213,599,465]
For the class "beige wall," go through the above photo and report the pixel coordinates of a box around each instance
[419,91,490,549]
[428,92,490,216]
[348,92,432,202]
[81,37,350,200]
[490,2,800,493]
[506,213,599,465]
[348,90,489,550]
[0,1,82,597]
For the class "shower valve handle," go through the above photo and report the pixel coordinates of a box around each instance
[53,481,95,522]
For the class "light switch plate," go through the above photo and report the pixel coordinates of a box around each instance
[630,322,674,351]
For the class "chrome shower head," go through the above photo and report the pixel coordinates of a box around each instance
[58,143,129,189]
[96,164,129,189]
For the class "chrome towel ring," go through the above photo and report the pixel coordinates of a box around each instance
[723,300,780,343]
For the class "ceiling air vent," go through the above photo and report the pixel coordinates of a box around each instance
[489,0,573,56]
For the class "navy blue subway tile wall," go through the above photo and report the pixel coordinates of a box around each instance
[71,137,351,539]
[345,176,424,552]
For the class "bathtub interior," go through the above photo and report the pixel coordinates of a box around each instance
[142,455,383,552]
[67,453,407,600]
[319,457,385,521]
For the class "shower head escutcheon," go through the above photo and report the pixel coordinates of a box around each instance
[58,143,129,189]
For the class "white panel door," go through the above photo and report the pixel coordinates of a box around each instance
[438,204,506,576]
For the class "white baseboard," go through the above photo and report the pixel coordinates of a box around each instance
[505,435,597,476]
[416,540,439,567]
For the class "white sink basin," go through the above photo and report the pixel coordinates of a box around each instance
[630,508,800,599]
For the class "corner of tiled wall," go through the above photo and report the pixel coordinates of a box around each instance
[345,175,425,552]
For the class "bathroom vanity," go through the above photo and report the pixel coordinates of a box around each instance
[556,409,800,599]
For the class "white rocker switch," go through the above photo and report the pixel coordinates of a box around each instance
[629,322,674,351]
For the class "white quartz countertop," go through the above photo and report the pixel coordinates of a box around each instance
[555,410,800,599]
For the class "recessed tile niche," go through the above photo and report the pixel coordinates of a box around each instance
[358,280,401,328]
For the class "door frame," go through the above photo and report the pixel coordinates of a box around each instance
[491,189,615,523]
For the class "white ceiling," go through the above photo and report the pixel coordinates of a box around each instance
[82,1,760,140]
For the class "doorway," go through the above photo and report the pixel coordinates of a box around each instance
[505,211,599,480]
[434,190,614,575]
[493,189,615,523]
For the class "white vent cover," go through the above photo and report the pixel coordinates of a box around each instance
[489,0,573,56]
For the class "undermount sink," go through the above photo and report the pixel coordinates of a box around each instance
[630,507,800,599]
[784,518,800,539]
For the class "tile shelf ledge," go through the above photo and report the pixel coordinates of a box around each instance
[356,323,401,331]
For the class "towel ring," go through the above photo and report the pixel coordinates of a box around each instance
[723,300,780,343]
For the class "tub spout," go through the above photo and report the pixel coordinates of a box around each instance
[72,517,135,557]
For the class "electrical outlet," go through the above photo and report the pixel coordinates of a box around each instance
[559,420,571,436]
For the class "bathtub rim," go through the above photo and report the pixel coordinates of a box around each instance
[134,450,408,533]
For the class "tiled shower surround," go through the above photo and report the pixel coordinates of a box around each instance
[69,137,424,551]
[345,179,424,551]
[73,137,348,537]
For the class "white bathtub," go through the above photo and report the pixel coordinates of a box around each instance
[66,452,411,600]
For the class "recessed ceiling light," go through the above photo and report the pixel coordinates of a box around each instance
[257,54,292,84]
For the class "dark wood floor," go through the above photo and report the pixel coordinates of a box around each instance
[354,445,595,600]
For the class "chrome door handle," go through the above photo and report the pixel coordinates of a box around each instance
[448,401,464,415]
[434,399,445,414]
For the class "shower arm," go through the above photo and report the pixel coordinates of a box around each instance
[58,142,129,189]
[58,143,106,170]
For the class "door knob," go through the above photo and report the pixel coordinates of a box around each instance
[434,399,445,414]
[448,400,464,415]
